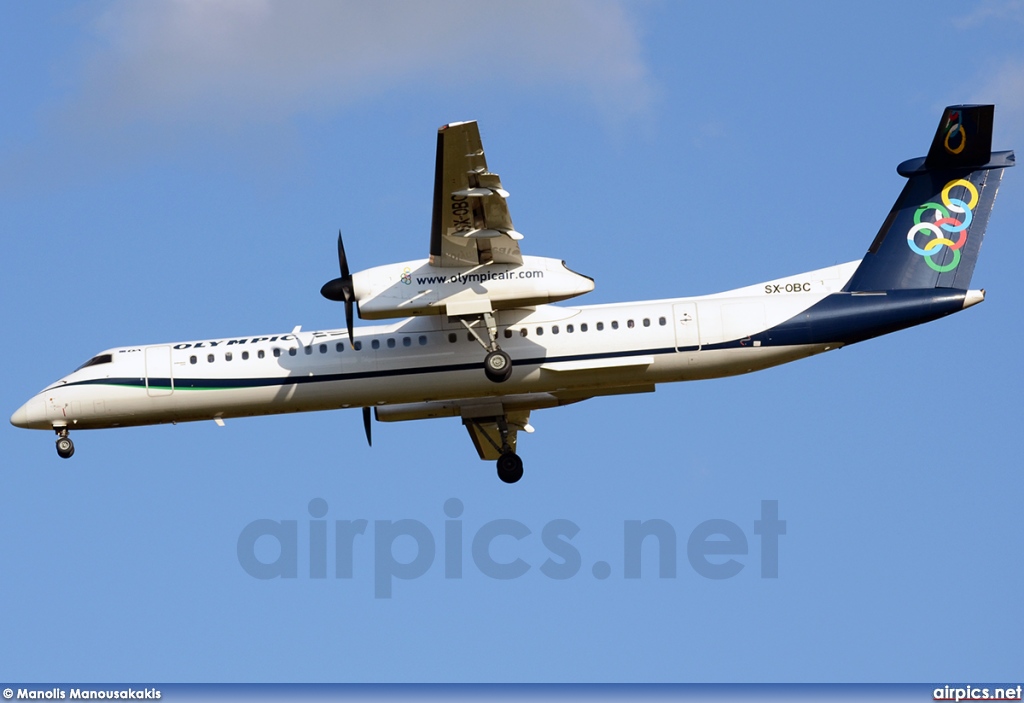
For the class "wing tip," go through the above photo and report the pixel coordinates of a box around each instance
[440,120,476,132]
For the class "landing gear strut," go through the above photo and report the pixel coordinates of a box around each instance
[55,428,74,459]
[457,310,513,383]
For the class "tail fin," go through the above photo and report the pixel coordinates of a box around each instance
[843,105,1014,292]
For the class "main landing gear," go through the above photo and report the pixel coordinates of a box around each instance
[457,310,513,383]
[484,349,512,383]
[496,450,524,484]
[55,428,75,459]
[469,415,524,483]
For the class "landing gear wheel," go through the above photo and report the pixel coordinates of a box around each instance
[496,451,524,484]
[484,349,513,383]
[55,436,75,459]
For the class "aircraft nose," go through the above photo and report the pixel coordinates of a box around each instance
[11,397,46,429]
[11,402,30,428]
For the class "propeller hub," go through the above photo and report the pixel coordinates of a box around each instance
[321,277,352,302]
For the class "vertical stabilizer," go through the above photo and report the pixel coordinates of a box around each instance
[843,105,1013,292]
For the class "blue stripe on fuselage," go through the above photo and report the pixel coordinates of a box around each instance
[727,288,969,350]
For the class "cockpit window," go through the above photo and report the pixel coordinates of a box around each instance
[76,353,113,371]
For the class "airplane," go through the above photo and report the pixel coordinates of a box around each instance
[10,105,1014,483]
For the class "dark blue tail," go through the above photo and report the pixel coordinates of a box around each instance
[843,105,1014,292]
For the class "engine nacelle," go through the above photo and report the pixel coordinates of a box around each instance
[352,255,594,320]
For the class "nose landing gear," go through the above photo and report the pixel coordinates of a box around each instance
[55,428,75,459]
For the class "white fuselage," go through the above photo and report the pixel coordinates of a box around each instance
[11,262,860,432]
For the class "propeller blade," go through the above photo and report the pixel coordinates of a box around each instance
[362,406,372,447]
[321,230,357,345]
[337,230,350,279]
[345,298,355,345]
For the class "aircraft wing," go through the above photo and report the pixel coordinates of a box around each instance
[429,121,524,268]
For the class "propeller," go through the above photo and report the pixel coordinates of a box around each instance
[321,231,372,448]
[320,230,356,344]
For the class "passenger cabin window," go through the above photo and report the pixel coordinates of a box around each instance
[289,348,297,356]
[659,317,667,326]
[336,343,344,352]
[273,348,282,358]
[643,318,650,327]
[387,338,395,348]
[597,322,604,331]
[242,351,249,360]
[371,340,380,350]
[581,323,588,332]
[319,344,327,354]
[189,355,197,365]
[403,337,411,347]
[419,335,427,346]
[76,353,113,371]
[354,341,362,351]
[258,350,266,359]
[567,324,574,333]
[225,352,233,361]
[207,354,214,363]
[611,321,619,330]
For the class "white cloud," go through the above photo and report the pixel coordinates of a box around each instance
[952,0,1024,29]
[969,58,1024,146]
[64,0,654,128]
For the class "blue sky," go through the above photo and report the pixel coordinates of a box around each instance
[2,0,1022,683]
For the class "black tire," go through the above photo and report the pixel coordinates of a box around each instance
[56,437,75,459]
[484,350,513,383]
[496,451,524,484]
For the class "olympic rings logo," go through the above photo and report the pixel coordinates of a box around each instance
[400,267,412,284]
[943,110,965,155]
[906,179,978,273]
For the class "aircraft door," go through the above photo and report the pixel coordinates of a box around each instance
[673,303,700,351]
[145,346,174,397]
